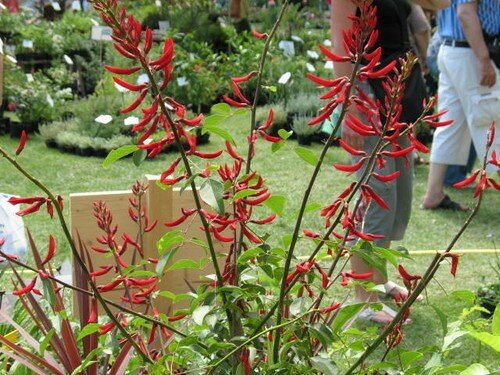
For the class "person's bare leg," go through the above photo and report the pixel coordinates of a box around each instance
[422,162,448,208]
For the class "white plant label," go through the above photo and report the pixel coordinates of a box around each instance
[143,138,153,145]
[26,74,34,82]
[90,18,100,26]
[46,94,54,108]
[51,2,61,11]
[323,39,332,47]
[278,40,295,56]
[71,1,82,11]
[278,72,291,85]
[177,77,188,86]
[6,55,17,64]
[91,26,113,41]
[306,63,315,72]
[137,74,150,85]
[114,82,129,93]
[155,0,161,6]
[63,54,74,65]
[307,50,319,59]
[124,116,140,126]
[324,61,334,70]
[95,115,113,124]
[291,35,303,43]
[22,40,33,49]
[158,21,170,31]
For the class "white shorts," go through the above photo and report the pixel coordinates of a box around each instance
[430,45,500,173]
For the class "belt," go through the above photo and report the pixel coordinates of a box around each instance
[443,39,470,48]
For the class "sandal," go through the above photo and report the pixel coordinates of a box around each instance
[421,195,468,211]
[357,303,412,325]
[381,281,423,302]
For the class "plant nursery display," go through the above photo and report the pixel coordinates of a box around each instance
[0,0,498,374]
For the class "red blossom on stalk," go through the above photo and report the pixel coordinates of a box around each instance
[15,131,27,155]
[442,252,460,277]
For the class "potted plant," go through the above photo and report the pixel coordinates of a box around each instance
[476,283,500,318]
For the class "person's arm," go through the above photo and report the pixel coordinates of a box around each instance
[331,0,364,149]
[411,0,450,11]
[457,1,496,87]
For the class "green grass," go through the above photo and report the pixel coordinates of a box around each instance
[0,117,499,370]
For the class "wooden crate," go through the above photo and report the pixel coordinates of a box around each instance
[70,175,226,316]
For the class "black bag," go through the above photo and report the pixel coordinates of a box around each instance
[366,0,428,124]
[484,33,500,69]
[368,55,428,123]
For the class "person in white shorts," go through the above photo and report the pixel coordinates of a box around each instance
[422,0,499,210]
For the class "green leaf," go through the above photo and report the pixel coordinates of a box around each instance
[200,179,225,215]
[452,290,476,305]
[431,304,448,337]
[434,365,468,375]
[352,243,387,279]
[102,145,138,168]
[263,195,286,216]
[167,259,200,272]
[459,363,490,375]
[278,129,293,140]
[290,297,311,316]
[211,103,231,116]
[192,306,211,325]
[442,329,468,352]
[331,303,365,334]
[294,146,318,166]
[309,323,334,348]
[400,351,424,368]
[40,328,55,356]
[77,323,99,341]
[468,332,500,352]
[132,149,147,167]
[233,108,249,116]
[493,305,500,336]
[238,247,263,264]
[233,189,258,200]
[203,123,235,144]
[271,140,286,153]
[157,230,184,255]
[203,114,226,127]
[310,356,339,375]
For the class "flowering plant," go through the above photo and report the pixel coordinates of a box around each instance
[0,0,498,373]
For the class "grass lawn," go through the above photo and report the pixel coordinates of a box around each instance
[0,114,498,369]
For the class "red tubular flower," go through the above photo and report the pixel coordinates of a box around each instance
[41,235,56,266]
[382,145,415,158]
[425,118,454,128]
[244,190,271,206]
[250,214,276,225]
[361,60,397,79]
[361,184,389,210]
[144,28,153,55]
[333,157,367,173]
[473,172,489,198]
[168,314,187,322]
[179,113,204,127]
[97,278,123,293]
[344,271,373,280]
[16,201,45,216]
[105,65,141,75]
[488,150,500,167]
[453,170,480,189]
[223,95,248,108]
[90,266,113,277]
[303,229,321,239]
[339,139,366,156]
[319,44,351,62]
[112,76,148,92]
[232,71,257,83]
[371,171,401,182]
[408,133,429,153]
[286,270,299,286]
[15,131,27,156]
[443,253,460,277]
[258,130,281,143]
[88,298,98,323]
[192,150,223,159]
[252,30,267,39]
[397,265,421,282]
[231,81,251,105]
[319,303,341,314]
[99,322,115,335]
[13,276,37,296]
[8,196,45,205]
[121,89,148,114]
[241,225,262,244]
[258,108,274,131]
[486,121,495,148]
[46,200,54,218]
[308,106,335,126]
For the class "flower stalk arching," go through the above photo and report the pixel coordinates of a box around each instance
[0,146,154,364]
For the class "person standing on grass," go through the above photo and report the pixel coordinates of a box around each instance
[331,0,450,324]
[421,0,500,211]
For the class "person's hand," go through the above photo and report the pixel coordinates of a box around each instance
[478,57,497,87]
